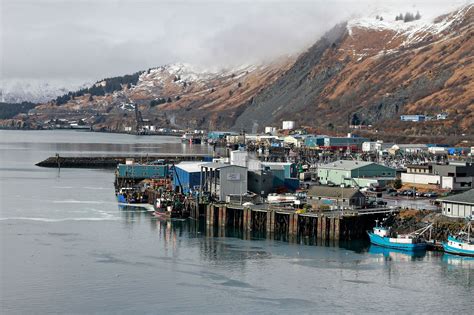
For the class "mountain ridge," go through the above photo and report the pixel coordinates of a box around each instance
[1,4,472,139]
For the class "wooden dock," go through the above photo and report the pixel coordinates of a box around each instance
[188,201,398,241]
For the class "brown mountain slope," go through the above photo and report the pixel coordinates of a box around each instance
[235,4,473,137]
[3,5,472,139]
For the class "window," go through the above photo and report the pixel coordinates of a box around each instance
[447,207,451,213]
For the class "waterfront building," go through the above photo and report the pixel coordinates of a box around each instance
[317,160,396,187]
[200,163,248,201]
[248,169,274,197]
[438,189,474,218]
[307,186,367,209]
[172,162,205,194]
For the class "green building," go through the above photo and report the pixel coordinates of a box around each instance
[317,160,396,187]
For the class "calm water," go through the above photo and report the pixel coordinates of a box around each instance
[0,130,472,314]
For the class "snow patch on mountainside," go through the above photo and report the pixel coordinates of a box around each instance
[347,3,472,46]
[139,63,259,85]
[0,79,90,103]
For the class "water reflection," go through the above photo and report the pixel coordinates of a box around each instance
[442,253,474,269]
[368,244,427,261]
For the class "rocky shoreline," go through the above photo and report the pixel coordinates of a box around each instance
[386,209,466,242]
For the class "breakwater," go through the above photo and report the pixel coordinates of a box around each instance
[36,154,210,168]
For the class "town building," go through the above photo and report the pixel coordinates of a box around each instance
[317,160,396,188]
[438,189,474,218]
[400,115,426,122]
[282,134,306,147]
[321,136,369,151]
[389,144,429,154]
[307,186,367,209]
[304,135,326,148]
[401,162,474,191]
[264,126,277,134]
[362,141,394,153]
[282,121,296,130]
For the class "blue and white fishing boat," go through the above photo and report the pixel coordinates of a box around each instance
[443,220,474,257]
[368,220,432,251]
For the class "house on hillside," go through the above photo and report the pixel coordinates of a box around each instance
[400,115,426,122]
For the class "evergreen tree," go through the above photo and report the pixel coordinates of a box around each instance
[415,11,421,20]
[404,12,415,22]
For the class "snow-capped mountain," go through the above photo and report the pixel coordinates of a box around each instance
[1,4,472,141]
[0,79,90,103]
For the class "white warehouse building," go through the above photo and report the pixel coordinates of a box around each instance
[282,121,295,130]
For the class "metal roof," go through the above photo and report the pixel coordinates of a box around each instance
[307,186,363,198]
[319,160,376,171]
[438,189,474,205]
[174,162,206,173]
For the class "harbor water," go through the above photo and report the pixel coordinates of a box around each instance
[0,130,472,313]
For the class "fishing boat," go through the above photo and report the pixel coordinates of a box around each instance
[116,187,148,204]
[442,220,474,257]
[181,133,201,144]
[152,196,190,220]
[367,220,432,251]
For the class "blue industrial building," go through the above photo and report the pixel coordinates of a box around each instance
[304,135,325,147]
[172,162,203,194]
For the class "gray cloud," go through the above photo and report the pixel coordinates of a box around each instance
[1,0,470,84]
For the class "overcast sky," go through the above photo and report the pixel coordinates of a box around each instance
[1,0,471,84]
